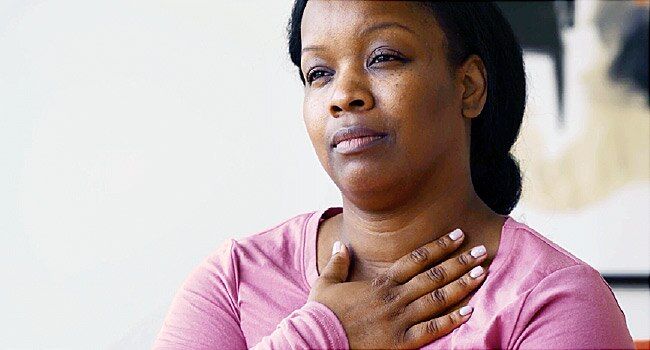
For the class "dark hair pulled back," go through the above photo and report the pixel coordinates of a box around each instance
[287,1,526,215]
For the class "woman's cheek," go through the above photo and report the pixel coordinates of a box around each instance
[302,106,331,168]
[374,72,420,110]
[303,97,322,140]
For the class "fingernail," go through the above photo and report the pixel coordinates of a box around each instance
[332,241,342,256]
[470,245,486,258]
[448,229,463,241]
[469,266,484,278]
[459,305,473,316]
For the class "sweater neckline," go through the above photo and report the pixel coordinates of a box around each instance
[303,207,517,290]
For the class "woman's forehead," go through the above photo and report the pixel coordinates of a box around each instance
[300,0,442,48]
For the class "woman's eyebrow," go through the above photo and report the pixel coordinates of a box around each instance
[301,21,417,54]
[302,45,325,54]
[360,21,417,37]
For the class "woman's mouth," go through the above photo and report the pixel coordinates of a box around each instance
[331,125,388,155]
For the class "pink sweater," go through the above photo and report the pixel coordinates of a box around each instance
[153,207,634,349]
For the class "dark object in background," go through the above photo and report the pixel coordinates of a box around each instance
[608,9,649,105]
[496,1,574,125]
[602,273,650,289]
[594,1,649,106]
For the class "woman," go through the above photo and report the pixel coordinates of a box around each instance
[154,1,634,349]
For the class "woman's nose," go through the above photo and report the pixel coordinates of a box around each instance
[329,74,375,116]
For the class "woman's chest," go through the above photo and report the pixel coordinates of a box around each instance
[237,275,310,347]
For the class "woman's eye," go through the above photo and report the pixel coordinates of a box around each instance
[370,54,398,65]
[306,69,330,84]
[368,48,406,67]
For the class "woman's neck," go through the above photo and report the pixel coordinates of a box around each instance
[331,173,505,282]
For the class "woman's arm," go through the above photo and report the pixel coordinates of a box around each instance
[152,239,348,350]
[510,264,634,349]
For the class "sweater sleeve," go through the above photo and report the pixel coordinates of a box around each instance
[152,239,349,350]
[511,264,635,350]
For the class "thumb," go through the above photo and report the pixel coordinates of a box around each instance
[320,241,350,284]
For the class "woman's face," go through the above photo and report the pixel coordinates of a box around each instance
[300,1,476,207]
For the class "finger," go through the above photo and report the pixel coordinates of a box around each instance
[400,245,488,302]
[402,305,473,349]
[386,229,465,285]
[319,241,350,284]
[404,264,486,324]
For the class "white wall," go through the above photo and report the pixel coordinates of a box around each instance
[1,0,340,348]
[1,1,647,348]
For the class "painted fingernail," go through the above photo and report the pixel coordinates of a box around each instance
[459,305,474,316]
[448,229,463,241]
[332,241,342,256]
[469,266,484,278]
[470,245,486,258]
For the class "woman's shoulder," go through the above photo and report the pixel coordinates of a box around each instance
[500,216,596,278]
[230,209,319,254]
[489,218,633,348]
[200,209,321,278]
[486,216,614,304]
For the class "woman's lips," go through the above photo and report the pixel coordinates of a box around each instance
[333,134,388,155]
[332,125,386,143]
[331,125,388,155]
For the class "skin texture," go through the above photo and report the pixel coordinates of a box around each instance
[299,0,506,282]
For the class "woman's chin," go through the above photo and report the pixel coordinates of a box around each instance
[335,173,412,211]
[333,166,393,191]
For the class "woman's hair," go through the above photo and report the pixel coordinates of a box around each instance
[287,1,526,215]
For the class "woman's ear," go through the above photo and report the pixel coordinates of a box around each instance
[459,55,487,119]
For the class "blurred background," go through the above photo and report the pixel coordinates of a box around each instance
[1,0,648,348]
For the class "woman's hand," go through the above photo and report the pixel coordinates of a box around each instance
[308,229,487,349]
